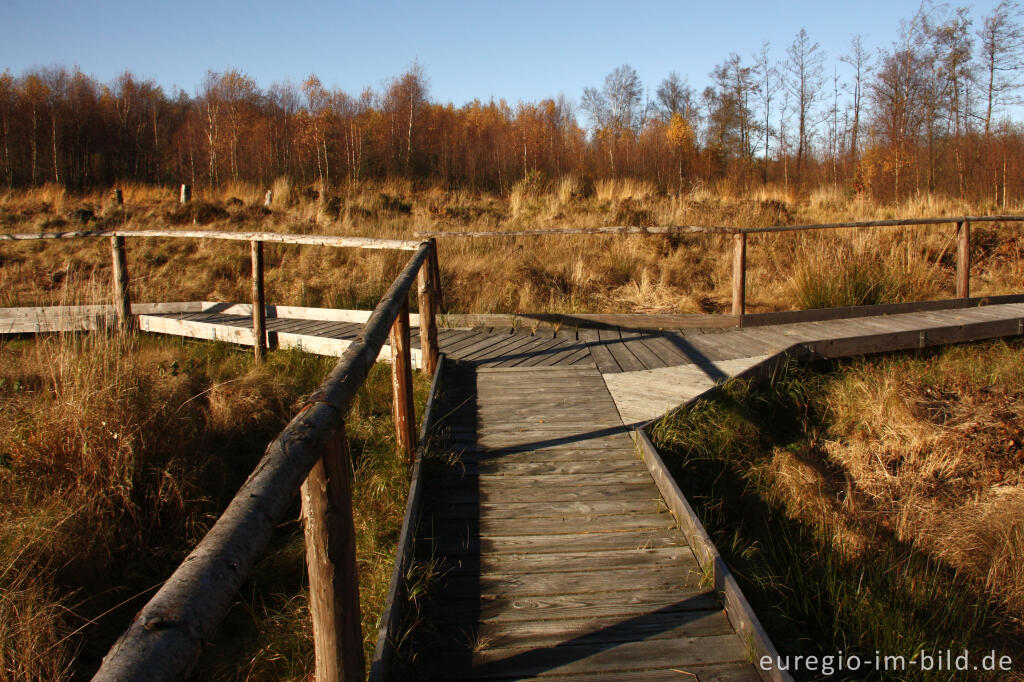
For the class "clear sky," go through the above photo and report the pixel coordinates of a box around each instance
[0,0,1012,108]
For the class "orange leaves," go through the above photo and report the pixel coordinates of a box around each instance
[666,112,696,151]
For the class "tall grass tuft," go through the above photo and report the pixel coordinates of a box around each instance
[788,232,943,309]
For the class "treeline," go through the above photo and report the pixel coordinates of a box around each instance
[1,1,1022,203]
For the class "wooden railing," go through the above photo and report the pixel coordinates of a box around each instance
[2,228,441,681]
[1,229,423,358]
[418,214,1024,324]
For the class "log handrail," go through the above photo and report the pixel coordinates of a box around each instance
[0,228,422,250]
[92,242,434,681]
[417,214,1024,325]
[415,214,1024,239]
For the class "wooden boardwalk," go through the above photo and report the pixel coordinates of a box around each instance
[6,300,1024,679]
[403,362,760,680]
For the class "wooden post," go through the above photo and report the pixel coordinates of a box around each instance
[956,220,971,299]
[731,231,746,322]
[264,189,273,208]
[251,240,267,362]
[429,239,445,313]
[301,422,365,682]
[110,235,133,333]
[417,240,440,376]
[112,188,123,206]
[391,300,416,461]
[180,184,191,204]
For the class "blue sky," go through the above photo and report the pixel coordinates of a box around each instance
[1,0,1012,108]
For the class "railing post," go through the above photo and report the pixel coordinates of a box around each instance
[429,238,445,314]
[301,422,365,682]
[731,231,746,323]
[391,299,416,462]
[110,235,134,333]
[251,240,267,362]
[417,239,440,376]
[956,219,971,299]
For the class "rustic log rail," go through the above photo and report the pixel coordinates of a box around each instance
[1,229,441,680]
[417,214,1024,323]
[87,241,438,682]
[2,229,423,359]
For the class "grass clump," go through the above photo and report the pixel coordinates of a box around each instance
[787,231,944,309]
[650,343,1024,680]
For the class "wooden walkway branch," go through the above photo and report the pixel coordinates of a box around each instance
[93,243,431,682]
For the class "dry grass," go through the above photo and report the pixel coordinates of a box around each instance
[815,344,1024,623]
[0,307,425,679]
[651,342,1024,677]
[2,180,1021,316]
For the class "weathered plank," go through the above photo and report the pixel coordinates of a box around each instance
[419,608,735,651]
[413,633,751,679]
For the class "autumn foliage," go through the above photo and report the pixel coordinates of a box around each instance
[0,3,1022,205]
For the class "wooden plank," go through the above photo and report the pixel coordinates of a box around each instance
[578,328,622,374]
[0,314,109,334]
[438,329,486,351]
[458,331,538,362]
[421,499,665,522]
[413,632,750,680]
[446,448,638,464]
[618,330,669,370]
[427,563,702,601]
[418,544,688,572]
[419,608,734,652]
[517,664,761,681]
[712,332,774,359]
[529,342,593,367]
[425,513,677,541]
[419,587,719,625]
[0,302,203,318]
[632,333,692,366]
[503,338,576,368]
[443,331,501,355]
[810,318,1021,358]
[423,485,668,507]
[667,335,735,363]
[428,471,653,489]
[478,663,761,682]
[599,328,645,372]
[443,330,513,358]
[139,314,256,345]
[743,293,1024,327]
